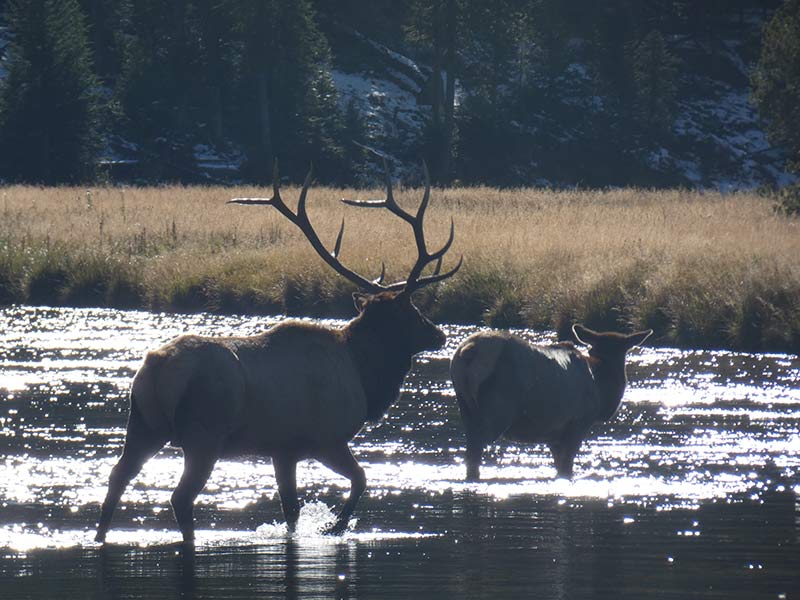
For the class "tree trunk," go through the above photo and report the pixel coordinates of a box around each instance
[172,1,189,121]
[41,130,51,184]
[201,2,225,142]
[431,46,443,127]
[210,86,223,142]
[441,0,457,185]
[256,71,274,177]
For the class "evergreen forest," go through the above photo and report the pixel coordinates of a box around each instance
[0,0,797,188]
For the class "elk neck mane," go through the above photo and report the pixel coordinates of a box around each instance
[342,314,415,422]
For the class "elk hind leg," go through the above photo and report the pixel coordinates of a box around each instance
[316,445,366,535]
[170,421,222,544]
[96,404,166,542]
[465,428,486,482]
[455,391,485,482]
[457,386,512,483]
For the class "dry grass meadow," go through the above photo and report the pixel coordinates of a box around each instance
[1,184,798,352]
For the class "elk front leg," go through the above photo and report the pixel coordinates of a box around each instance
[465,429,485,482]
[552,421,591,480]
[316,444,366,535]
[272,452,300,532]
[548,441,565,477]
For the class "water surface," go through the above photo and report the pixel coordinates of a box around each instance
[0,306,798,598]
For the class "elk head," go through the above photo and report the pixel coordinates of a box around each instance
[572,324,652,363]
[572,323,653,420]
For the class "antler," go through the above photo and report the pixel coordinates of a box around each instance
[228,161,387,293]
[229,158,461,294]
[342,157,462,293]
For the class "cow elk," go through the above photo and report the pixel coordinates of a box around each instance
[450,324,652,481]
[95,160,461,544]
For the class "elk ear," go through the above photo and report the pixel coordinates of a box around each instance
[625,329,653,350]
[353,292,370,313]
[572,324,599,346]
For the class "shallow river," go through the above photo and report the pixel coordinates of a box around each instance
[0,306,798,599]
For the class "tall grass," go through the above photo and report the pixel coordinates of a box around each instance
[0,185,798,352]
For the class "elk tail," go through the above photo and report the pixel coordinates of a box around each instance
[451,339,503,417]
[129,351,173,438]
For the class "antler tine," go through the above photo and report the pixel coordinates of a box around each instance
[333,218,345,258]
[428,217,455,261]
[382,157,395,207]
[413,254,463,288]
[228,159,292,216]
[342,159,416,226]
[378,254,463,293]
[374,262,386,286]
[415,160,431,221]
[402,163,454,292]
[229,161,386,293]
[271,159,281,203]
[341,157,461,294]
[296,163,314,220]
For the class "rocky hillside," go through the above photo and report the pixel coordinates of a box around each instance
[324,10,795,189]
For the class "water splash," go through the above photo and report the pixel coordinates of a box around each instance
[255,501,339,539]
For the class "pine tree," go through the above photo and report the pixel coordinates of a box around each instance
[112,0,245,181]
[114,0,201,181]
[629,29,679,134]
[0,0,101,183]
[752,0,800,173]
[405,0,458,184]
[454,0,535,185]
[194,0,237,143]
[236,0,344,183]
[78,0,129,86]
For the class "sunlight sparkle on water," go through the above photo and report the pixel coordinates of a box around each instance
[1,306,798,553]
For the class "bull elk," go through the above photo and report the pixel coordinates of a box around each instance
[450,324,652,481]
[95,160,461,543]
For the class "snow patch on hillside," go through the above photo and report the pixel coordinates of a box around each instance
[331,66,429,182]
[193,144,244,178]
[666,37,797,190]
[331,28,795,190]
[351,30,426,82]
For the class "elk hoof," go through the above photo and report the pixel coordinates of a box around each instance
[466,465,481,482]
[321,520,348,536]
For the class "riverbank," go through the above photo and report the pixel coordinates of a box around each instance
[1,185,798,353]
